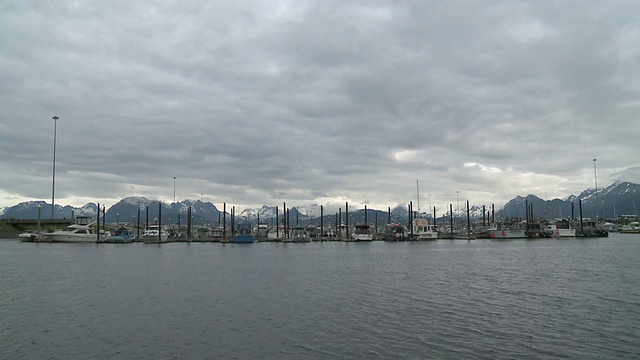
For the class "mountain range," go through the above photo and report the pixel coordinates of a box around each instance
[1,181,638,225]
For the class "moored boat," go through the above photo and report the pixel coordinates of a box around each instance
[545,224,576,237]
[380,223,408,241]
[575,219,609,237]
[412,218,438,240]
[142,225,169,242]
[291,225,310,242]
[18,230,41,241]
[232,224,254,243]
[619,222,640,233]
[43,216,102,243]
[473,226,526,239]
[105,227,136,243]
[352,224,373,241]
[254,222,269,239]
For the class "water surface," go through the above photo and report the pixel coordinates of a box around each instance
[1,234,639,359]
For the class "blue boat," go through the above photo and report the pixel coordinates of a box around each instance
[105,227,136,243]
[232,224,254,243]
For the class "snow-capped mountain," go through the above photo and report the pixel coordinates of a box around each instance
[1,181,638,223]
[0,200,98,219]
[497,181,640,219]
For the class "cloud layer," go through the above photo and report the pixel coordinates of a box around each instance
[1,0,639,212]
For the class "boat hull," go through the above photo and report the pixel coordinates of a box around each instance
[232,235,255,243]
[47,235,98,243]
[104,236,135,243]
[476,229,526,239]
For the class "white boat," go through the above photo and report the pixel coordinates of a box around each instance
[18,230,40,240]
[545,223,576,237]
[254,222,269,239]
[142,225,169,242]
[352,224,373,241]
[472,225,526,239]
[619,222,640,233]
[547,219,576,237]
[412,218,438,240]
[291,225,309,242]
[44,216,101,243]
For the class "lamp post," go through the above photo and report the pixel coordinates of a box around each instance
[593,158,598,220]
[51,116,59,219]
[116,213,120,227]
[173,176,176,223]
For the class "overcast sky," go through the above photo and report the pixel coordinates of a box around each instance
[1,0,639,213]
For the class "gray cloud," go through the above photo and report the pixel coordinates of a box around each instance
[1,0,639,212]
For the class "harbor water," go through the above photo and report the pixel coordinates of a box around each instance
[1,234,639,359]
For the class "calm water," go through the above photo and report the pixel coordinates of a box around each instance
[1,234,639,359]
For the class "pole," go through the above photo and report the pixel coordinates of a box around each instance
[320,205,324,239]
[96,202,100,243]
[593,158,598,220]
[51,116,58,219]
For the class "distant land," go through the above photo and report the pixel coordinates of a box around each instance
[1,181,638,225]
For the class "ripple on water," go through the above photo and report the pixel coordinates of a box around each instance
[1,237,639,359]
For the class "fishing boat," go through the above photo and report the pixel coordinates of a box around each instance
[305,225,320,240]
[576,219,609,237]
[210,225,225,241]
[380,223,408,241]
[233,224,254,243]
[291,225,310,242]
[412,218,438,240]
[525,222,552,238]
[352,224,373,241]
[254,222,269,239]
[474,226,526,239]
[545,222,576,237]
[43,216,101,243]
[142,225,169,242]
[105,227,136,243]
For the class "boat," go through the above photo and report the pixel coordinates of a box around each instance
[380,223,408,241]
[18,230,40,241]
[254,222,269,239]
[291,225,310,242]
[142,225,169,242]
[544,223,576,237]
[105,227,136,243]
[322,227,336,239]
[575,219,609,237]
[211,225,225,241]
[548,219,576,237]
[525,222,552,238]
[412,218,438,240]
[232,224,254,243]
[305,225,320,240]
[619,222,640,234]
[352,224,373,241]
[43,216,102,243]
[473,225,526,239]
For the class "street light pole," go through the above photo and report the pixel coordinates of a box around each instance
[51,116,59,219]
[593,158,598,219]
[173,176,176,223]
